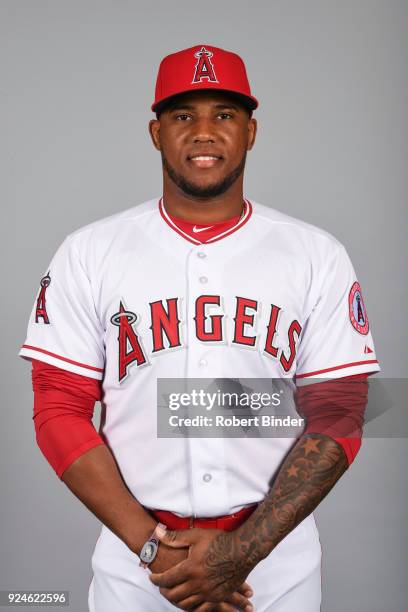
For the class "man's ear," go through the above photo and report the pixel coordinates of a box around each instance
[149,119,161,151]
[247,117,257,151]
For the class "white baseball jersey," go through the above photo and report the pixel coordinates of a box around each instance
[19,197,380,518]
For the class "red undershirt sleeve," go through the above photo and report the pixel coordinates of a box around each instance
[31,359,106,479]
[31,360,368,477]
[295,373,370,465]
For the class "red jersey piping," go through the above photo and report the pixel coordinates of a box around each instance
[296,359,379,379]
[159,198,252,245]
[21,344,104,373]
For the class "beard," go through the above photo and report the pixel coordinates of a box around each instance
[161,152,247,199]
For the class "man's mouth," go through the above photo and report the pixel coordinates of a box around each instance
[187,155,223,169]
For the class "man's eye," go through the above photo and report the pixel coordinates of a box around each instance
[217,113,233,119]
[175,114,191,121]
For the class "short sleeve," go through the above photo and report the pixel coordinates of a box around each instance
[296,243,380,383]
[18,236,105,380]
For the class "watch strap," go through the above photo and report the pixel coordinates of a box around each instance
[139,522,167,568]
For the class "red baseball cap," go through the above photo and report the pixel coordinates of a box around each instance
[152,44,258,114]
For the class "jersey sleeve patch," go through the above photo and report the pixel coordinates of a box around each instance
[348,281,369,335]
[35,273,51,324]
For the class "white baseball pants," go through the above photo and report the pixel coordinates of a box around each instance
[88,513,321,612]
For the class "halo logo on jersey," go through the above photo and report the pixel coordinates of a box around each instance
[192,47,218,83]
[110,302,147,381]
[349,281,369,335]
[35,272,51,324]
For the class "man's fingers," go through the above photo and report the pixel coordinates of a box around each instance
[183,590,253,612]
[156,527,203,548]
[159,584,201,607]
[237,582,254,598]
[224,590,254,611]
[173,593,204,610]
[216,605,249,612]
[192,604,219,612]
[149,560,190,588]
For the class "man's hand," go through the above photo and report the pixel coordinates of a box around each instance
[148,538,189,575]
[149,527,254,611]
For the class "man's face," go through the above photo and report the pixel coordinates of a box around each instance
[149,90,257,199]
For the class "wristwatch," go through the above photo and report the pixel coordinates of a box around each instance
[139,522,167,569]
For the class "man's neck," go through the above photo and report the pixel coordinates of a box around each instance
[161,183,245,224]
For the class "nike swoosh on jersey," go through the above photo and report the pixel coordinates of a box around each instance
[192,225,214,233]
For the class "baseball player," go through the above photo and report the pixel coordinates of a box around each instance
[19,44,380,612]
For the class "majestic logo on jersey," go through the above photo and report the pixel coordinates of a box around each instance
[110,302,147,381]
[35,272,51,324]
[192,47,218,83]
[110,295,302,383]
[349,281,369,335]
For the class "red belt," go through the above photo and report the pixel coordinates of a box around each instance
[148,504,258,532]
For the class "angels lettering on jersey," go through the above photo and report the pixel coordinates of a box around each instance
[110,296,301,383]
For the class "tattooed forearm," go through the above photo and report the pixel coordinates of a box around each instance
[202,530,254,593]
[239,433,348,564]
[203,434,349,586]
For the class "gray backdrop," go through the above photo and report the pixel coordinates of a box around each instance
[1,1,407,611]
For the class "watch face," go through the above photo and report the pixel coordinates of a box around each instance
[140,540,158,564]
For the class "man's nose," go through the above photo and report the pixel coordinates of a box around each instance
[192,117,216,143]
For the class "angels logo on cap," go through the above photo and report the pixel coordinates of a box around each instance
[192,47,218,84]
[151,44,259,113]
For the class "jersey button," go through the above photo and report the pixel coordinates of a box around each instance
[203,473,212,483]
[197,252,207,259]
[198,358,207,367]
[199,276,208,284]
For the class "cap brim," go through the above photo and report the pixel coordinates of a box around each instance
[152,88,258,114]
